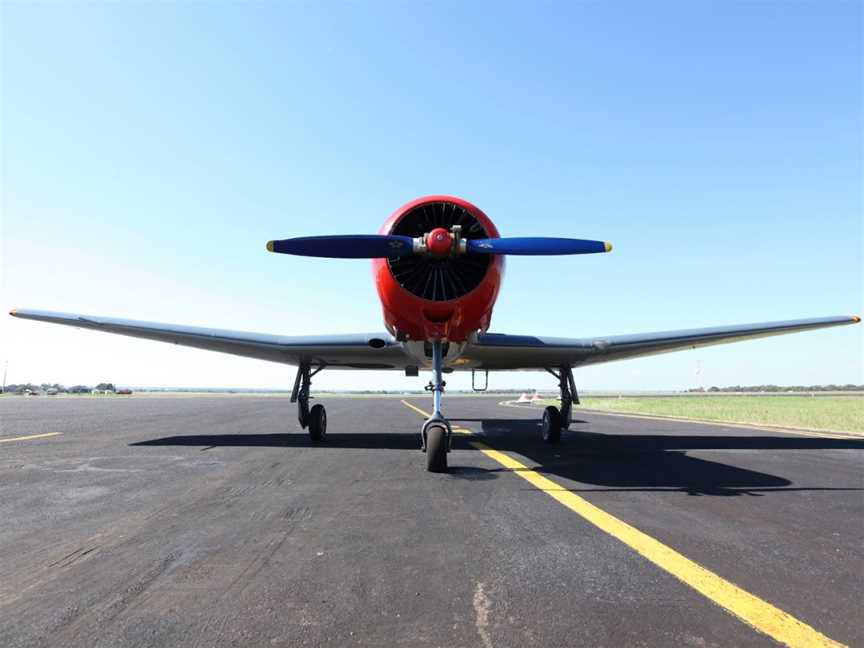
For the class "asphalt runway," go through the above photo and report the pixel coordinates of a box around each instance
[1,395,861,648]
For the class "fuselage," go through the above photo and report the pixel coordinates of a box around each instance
[372,195,505,343]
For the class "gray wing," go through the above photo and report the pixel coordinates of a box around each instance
[9,309,408,369]
[462,315,860,370]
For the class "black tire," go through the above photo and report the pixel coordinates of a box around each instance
[542,406,562,444]
[425,423,448,472]
[308,404,327,442]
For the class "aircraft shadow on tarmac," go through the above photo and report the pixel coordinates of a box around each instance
[132,419,864,497]
[459,418,864,496]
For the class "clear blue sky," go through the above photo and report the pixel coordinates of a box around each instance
[2,1,861,391]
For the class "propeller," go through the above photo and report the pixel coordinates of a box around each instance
[267,235,415,258]
[267,229,612,259]
[466,237,611,255]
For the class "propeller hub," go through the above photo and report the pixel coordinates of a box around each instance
[426,228,452,257]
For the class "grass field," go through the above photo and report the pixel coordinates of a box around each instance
[558,396,864,434]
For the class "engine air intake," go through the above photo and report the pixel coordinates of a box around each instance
[387,201,491,301]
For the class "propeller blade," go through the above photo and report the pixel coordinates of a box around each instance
[266,235,415,259]
[466,237,612,256]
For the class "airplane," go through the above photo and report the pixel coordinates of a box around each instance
[9,195,860,472]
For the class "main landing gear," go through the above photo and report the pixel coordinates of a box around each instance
[541,366,578,444]
[421,340,452,472]
[292,362,327,442]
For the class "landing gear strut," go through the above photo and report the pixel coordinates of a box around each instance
[291,362,327,441]
[421,340,451,472]
[541,366,578,444]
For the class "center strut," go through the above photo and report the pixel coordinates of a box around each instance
[421,339,452,471]
[430,339,445,416]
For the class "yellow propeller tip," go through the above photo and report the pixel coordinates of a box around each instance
[604,241,613,252]
[266,240,275,252]
[853,315,861,323]
[9,308,17,316]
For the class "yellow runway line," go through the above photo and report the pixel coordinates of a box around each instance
[400,399,432,418]
[0,432,63,444]
[400,399,844,648]
[400,399,472,436]
[580,408,862,440]
[499,400,862,440]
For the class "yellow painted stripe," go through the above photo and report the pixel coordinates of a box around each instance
[400,400,844,648]
[400,399,431,418]
[499,400,862,440]
[0,432,62,444]
[400,400,472,435]
[580,409,862,440]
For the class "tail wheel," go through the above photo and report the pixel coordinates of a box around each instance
[542,406,562,444]
[308,404,327,442]
[425,423,448,472]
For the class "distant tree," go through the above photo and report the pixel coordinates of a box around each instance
[686,384,863,393]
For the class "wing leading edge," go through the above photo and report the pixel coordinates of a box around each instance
[464,315,861,370]
[9,309,859,373]
[8,309,408,370]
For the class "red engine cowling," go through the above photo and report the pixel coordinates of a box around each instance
[372,195,505,342]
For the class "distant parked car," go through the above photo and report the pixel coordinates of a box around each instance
[116,388,133,395]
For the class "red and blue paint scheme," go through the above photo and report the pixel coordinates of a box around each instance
[373,195,505,343]
[8,194,860,471]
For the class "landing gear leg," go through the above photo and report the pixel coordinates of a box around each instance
[541,365,578,444]
[421,340,451,472]
[291,362,326,441]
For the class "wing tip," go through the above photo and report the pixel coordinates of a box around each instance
[9,308,17,317]
[853,315,861,324]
